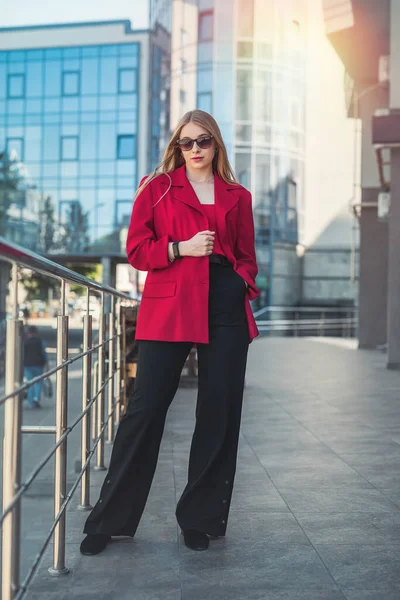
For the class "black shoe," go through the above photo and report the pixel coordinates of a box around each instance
[182,529,209,551]
[80,534,111,556]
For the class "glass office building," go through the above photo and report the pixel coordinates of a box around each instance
[168,0,307,305]
[0,20,157,256]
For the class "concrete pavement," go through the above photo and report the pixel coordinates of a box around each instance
[25,337,400,599]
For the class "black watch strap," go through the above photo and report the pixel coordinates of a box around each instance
[172,241,181,259]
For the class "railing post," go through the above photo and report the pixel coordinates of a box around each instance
[107,296,116,444]
[78,313,93,511]
[48,310,69,576]
[91,359,98,441]
[115,301,122,425]
[319,312,325,337]
[2,263,23,600]
[94,294,107,471]
[121,308,127,415]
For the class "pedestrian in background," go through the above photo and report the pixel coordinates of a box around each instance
[23,325,48,408]
[80,109,260,556]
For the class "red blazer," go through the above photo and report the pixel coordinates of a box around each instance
[126,164,260,344]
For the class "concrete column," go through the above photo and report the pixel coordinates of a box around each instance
[386,0,400,368]
[357,86,389,349]
[387,149,400,368]
[101,258,117,314]
[358,189,388,349]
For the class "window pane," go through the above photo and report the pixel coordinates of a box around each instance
[255,154,270,205]
[80,125,96,160]
[100,96,117,111]
[44,125,60,161]
[63,47,80,59]
[199,0,213,9]
[119,68,137,93]
[0,64,5,99]
[80,161,96,176]
[44,98,61,113]
[100,58,117,94]
[117,134,135,159]
[81,96,98,111]
[26,49,44,61]
[237,0,254,37]
[9,51,25,62]
[116,161,134,176]
[236,70,252,120]
[198,42,213,63]
[235,153,251,188]
[197,92,212,113]
[62,97,79,112]
[43,162,59,178]
[197,69,213,93]
[236,123,252,142]
[63,71,80,96]
[81,59,99,95]
[26,99,41,113]
[82,47,99,58]
[119,55,138,68]
[199,12,213,42]
[237,41,253,58]
[61,162,78,177]
[26,63,43,98]
[8,100,24,114]
[25,140,41,161]
[99,124,116,160]
[8,74,25,98]
[44,62,61,96]
[61,136,78,160]
[118,94,137,111]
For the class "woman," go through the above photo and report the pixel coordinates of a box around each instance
[80,109,260,555]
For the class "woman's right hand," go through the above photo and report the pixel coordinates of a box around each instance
[182,230,215,257]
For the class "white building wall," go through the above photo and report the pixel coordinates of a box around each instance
[304,0,357,249]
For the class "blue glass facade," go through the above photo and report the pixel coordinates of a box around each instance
[0,42,141,254]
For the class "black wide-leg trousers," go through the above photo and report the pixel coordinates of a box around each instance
[83,259,250,538]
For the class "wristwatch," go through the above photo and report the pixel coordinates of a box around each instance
[172,241,181,259]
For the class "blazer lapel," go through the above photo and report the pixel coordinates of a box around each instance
[169,164,204,217]
[169,165,240,226]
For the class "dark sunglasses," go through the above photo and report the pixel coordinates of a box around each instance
[176,135,214,151]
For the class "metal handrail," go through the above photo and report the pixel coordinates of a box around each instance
[256,317,358,337]
[253,305,357,318]
[0,238,135,600]
[0,237,128,299]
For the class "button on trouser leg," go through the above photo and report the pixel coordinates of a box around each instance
[83,339,192,537]
[175,321,249,537]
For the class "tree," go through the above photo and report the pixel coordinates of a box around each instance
[0,150,23,235]
[39,194,56,253]
[65,264,102,296]
[60,201,90,253]
[19,270,58,302]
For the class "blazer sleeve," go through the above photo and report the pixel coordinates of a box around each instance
[126,177,172,271]
[234,190,260,301]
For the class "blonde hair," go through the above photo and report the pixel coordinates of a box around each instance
[134,110,239,202]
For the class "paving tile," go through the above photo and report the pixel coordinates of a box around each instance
[276,486,399,514]
[179,545,338,591]
[181,585,346,600]
[315,543,400,593]
[295,511,398,545]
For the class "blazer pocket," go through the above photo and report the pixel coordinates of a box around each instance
[142,282,177,298]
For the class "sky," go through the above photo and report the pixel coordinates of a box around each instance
[1,0,149,29]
